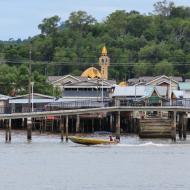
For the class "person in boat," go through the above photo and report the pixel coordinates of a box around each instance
[109,135,113,141]
[115,136,120,143]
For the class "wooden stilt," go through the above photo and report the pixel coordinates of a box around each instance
[51,119,54,132]
[33,118,36,131]
[76,114,80,133]
[183,113,187,140]
[66,115,68,142]
[110,114,113,132]
[8,119,11,142]
[60,116,64,142]
[22,118,25,129]
[27,117,32,141]
[178,113,182,140]
[115,111,120,140]
[5,120,8,142]
[92,119,94,133]
[44,117,47,132]
[83,119,85,133]
[99,118,102,131]
[39,118,42,134]
[71,117,74,133]
[171,111,176,141]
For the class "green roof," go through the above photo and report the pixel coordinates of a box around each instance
[148,96,160,103]
[179,82,190,90]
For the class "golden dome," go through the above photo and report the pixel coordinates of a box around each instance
[118,81,128,87]
[101,46,107,56]
[81,67,102,78]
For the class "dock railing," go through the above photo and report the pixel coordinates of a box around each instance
[1,98,190,114]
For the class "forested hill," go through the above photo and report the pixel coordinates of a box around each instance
[1,0,190,95]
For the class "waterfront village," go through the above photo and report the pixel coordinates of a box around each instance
[0,46,190,142]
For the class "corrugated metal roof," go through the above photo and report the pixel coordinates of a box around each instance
[128,75,183,85]
[172,90,184,98]
[143,86,167,98]
[0,94,10,100]
[48,75,116,85]
[184,91,190,99]
[9,93,54,100]
[113,85,167,98]
[179,82,190,90]
[144,86,154,97]
[54,97,98,102]
[9,99,55,104]
[113,86,145,97]
[155,86,167,97]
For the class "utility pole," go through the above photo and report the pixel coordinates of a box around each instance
[101,78,104,104]
[28,43,32,112]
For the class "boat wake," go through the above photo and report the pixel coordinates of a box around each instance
[116,141,169,147]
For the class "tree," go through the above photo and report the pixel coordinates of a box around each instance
[3,6,190,83]
[65,11,96,33]
[38,16,61,35]
[105,10,128,37]
[170,6,190,18]
[154,60,174,75]
[133,62,150,77]
[0,64,17,95]
[139,42,169,63]
[153,0,175,16]
[126,15,151,37]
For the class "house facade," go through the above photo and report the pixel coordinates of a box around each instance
[0,94,10,114]
[112,85,168,106]
[9,93,55,113]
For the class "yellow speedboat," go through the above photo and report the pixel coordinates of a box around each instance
[68,136,118,145]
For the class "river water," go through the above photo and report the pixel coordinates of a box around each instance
[0,131,190,190]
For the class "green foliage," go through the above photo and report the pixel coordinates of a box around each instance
[65,11,96,31]
[38,15,61,36]
[153,0,175,16]
[171,6,190,18]
[0,1,190,91]
[133,62,150,77]
[154,60,174,75]
[53,86,62,98]
[0,64,53,96]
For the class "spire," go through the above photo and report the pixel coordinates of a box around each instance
[101,46,107,56]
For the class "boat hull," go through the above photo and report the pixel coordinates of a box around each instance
[68,136,118,145]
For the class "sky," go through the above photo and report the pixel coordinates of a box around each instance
[0,0,190,40]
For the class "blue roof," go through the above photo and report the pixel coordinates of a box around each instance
[179,82,190,90]
[0,94,10,100]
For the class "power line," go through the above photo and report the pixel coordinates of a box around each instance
[2,60,190,67]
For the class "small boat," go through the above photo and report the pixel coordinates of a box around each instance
[68,136,118,145]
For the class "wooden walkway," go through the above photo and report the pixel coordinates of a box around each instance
[0,106,189,142]
[0,106,189,119]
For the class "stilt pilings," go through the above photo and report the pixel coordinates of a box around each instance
[5,119,11,142]
[27,117,32,141]
[66,115,68,142]
[171,111,176,141]
[115,111,120,140]
[76,114,80,133]
[60,116,64,142]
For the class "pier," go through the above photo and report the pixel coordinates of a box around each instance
[0,105,189,142]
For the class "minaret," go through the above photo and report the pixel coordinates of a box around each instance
[99,46,110,80]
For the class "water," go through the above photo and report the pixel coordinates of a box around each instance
[0,131,190,190]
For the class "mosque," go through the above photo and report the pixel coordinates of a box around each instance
[48,46,118,102]
[80,46,127,87]
[81,46,110,80]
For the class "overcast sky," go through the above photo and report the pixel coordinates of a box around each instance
[0,0,190,40]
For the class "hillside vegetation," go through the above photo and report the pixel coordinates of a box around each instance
[0,0,190,95]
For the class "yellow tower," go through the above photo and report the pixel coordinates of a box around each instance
[99,46,110,80]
